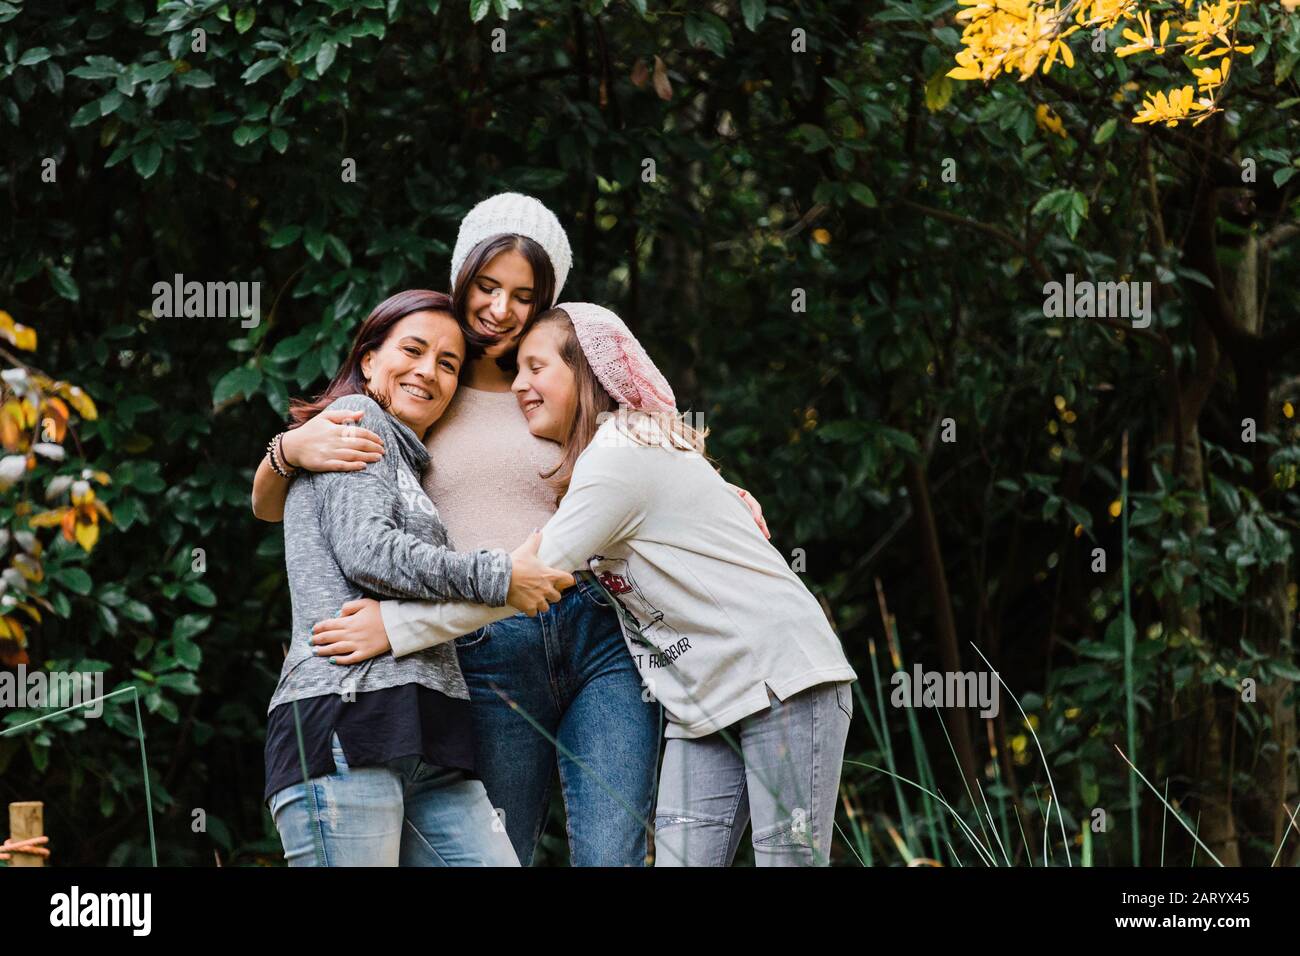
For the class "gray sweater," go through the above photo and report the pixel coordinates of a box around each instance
[267,393,513,713]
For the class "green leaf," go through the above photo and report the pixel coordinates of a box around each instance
[120,600,154,624]
[178,69,215,89]
[185,582,217,607]
[98,605,119,636]
[98,91,124,117]
[241,58,280,85]
[684,12,731,56]
[69,100,101,127]
[172,613,211,643]
[325,234,352,268]
[137,61,175,83]
[795,123,831,152]
[741,0,767,31]
[848,182,877,208]
[304,230,326,261]
[271,331,314,361]
[269,127,289,154]
[1274,167,1297,188]
[235,7,255,33]
[68,56,121,80]
[268,224,301,248]
[18,47,51,66]
[1276,50,1299,87]
[46,263,79,301]
[316,41,337,75]
[174,637,202,671]
[212,365,263,405]
[133,142,162,179]
[469,0,491,21]
[1093,117,1117,145]
[232,124,266,146]
[54,567,93,595]
[1268,659,1300,682]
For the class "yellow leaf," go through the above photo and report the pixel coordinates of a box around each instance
[925,71,954,112]
[27,508,67,528]
[75,518,99,552]
[12,323,36,352]
[12,553,42,582]
[61,385,98,421]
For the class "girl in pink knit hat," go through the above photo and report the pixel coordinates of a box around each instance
[323,301,859,867]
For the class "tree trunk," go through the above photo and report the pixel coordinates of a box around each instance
[904,457,981,799]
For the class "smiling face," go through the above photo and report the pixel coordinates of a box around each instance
[465,248,536,360]
[512,321,578,442]
[360,310,464,436]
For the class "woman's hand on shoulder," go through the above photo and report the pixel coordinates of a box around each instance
[283,406,386,473]
[730,484,770,539]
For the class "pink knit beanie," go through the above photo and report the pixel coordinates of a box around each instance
[555,302,677,413]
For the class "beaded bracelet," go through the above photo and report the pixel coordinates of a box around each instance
[266,432,297,478]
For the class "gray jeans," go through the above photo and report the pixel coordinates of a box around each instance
[653,680,853,867]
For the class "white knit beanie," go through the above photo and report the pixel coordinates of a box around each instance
[449,193,573,303]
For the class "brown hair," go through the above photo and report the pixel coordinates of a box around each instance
[526,308,709,501]
[451,234,557,374]
[287,289,460,432]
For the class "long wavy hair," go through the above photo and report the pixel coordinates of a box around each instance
[286,289,459,433]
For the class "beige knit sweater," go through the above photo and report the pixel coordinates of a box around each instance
[422,385,562,553]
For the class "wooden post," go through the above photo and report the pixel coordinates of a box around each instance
[8,802,44,867]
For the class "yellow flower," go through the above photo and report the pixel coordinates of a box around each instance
[1036,102,1068,138]
[1116,11,1170,57]
[1076,0,1138,29]
[1133,85,1208,126]
[0,311,37,352]
[1178,0,1252,57]
[1192,56,1231,91]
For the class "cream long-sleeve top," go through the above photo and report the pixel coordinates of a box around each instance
[380,413,857,739]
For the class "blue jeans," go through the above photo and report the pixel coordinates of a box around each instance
[268,732,520,866]
[454,571,661,866]
[653,680,853,867]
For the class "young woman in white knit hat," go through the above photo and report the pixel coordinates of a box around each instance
[311,302,859,866]
[252,193,770,866]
